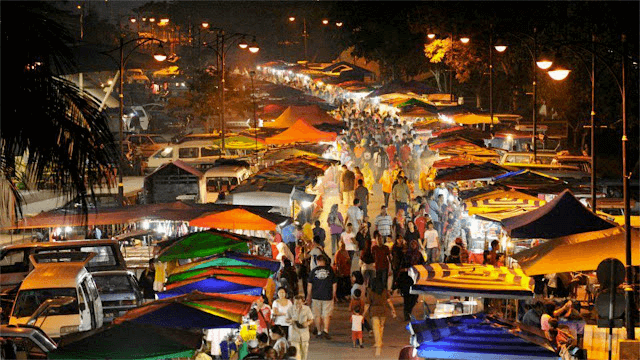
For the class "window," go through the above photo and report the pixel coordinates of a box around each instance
[0,249,29,273]
[150,136,167,143]
[201,146,222,157]
[93,275,134,295]
[153,147,173,159]
[13,288,79,318]
[506,155,530,164]
[178,147,199,159]
[140,137,152,145]
[206,177,239,193]
[33,246,118,271]
[1,337,47,359]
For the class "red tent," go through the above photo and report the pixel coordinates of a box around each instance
[265,119,337,145]
[263,105,342,128]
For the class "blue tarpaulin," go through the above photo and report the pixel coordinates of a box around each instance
[224,251,281,273]
[408,314,560,360]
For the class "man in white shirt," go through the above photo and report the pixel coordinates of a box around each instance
[345,199,363,233]
[423,222,440,263]
[340,223,358,259]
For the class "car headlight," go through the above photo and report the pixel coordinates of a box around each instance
[60,325,79,335]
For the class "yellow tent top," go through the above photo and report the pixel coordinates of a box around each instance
[453,113,501,125]
[466,189,546,215]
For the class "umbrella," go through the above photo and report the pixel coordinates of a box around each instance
[167,266,272,284]
[189,208,287,231]
[49,322,202,360]
[157,230,250,261]
[157,276,266,299]
[115,291,259,328]
[492,169,567,191]
[409,263,534,299]
[452,112,500,125]
[465,189,545,215]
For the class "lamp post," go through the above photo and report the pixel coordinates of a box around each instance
[249,70,258,162]
[104,36,166,204]
[203,28,259,152]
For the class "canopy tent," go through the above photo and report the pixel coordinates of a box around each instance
[115,291,259,328]
[431,156,485,170]
[157,230,250,261]
[475,208,535,223]
[409,263,534,299]
[492,169,567,191]
[399,107,439,118]
[265,119,337,144]
[263,104,342,128]
[167,266,272,284]
[212,135,266,150]
[434,162,512,183]
[412,118,442,130]
[224,251,282,273]
[157,276,266,299]
[49,322,202,360]
[167,254,278,281]
[430,139,500,159]
[260,103,287,118]
[501,189,617,239]
[452,113,501,125]
[512,226,640,275]
[465,189,546,215]
[409,314,560,360]
[397,98,438,111]
[367,80,438,97]
[262,147,319,161]
[459,184,508,200]
[189,207,288,231]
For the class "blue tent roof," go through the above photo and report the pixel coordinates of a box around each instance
[224,251,281,273]
[126,302,239,329]
[408,314,559,360]
[157,277,263,299]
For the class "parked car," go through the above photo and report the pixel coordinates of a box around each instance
[91,270,142,323]
[0,240,127,291]
[9,252,103,340]
[125,134,169,158]
[0,324,57,359]
[199,164,253,203]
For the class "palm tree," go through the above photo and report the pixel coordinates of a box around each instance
[1,2,118,227]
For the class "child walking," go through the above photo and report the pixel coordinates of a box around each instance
[351,306,365,348]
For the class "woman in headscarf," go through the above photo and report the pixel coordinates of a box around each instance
[392,208,406,240]
[361,162,375,191]
[327,204,344,256]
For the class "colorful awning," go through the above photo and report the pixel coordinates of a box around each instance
[409,263,534,299]
[157,230,250,261]
[115,291,259,328]
[157,276,265,299]
[434,162,511,183]
[189,208,285,231]
[465,189,546,215]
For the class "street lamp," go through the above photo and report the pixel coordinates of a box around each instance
[322,19,329,25]
[202,28,259,152]
[547,55,571,80]
[102,36,166,203]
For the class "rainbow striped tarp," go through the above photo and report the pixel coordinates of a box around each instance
[409,263,534,299]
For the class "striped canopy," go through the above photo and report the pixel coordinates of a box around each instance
[409,263,534,299]
[157,230,250,261]
[465,189,546,215]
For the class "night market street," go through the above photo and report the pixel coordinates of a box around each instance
[2,1,639,360]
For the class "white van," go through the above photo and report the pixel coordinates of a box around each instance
[199,165,253,203]
[9,253,103,340]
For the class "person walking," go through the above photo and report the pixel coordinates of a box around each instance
[306,255,337,339]
[286,295,314,360]
[340,223,358,260]
[422,222,440,264]
[364,277,397,356]
[373,205,393,241]
[312,220,326,248]
[333,241,352,302]
[399,240,424,320]
[372,231,391,289]
[340,165,356,206]
[272,287,293,339]
[354,179,370,218]
[392,176,411,213]
[359,236,376,287]
[379,169,393,208]
[327,204,344,256]
[350,306,365,348]
[345,199,364,234]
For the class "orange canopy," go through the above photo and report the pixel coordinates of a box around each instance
[189,208,279,231]
[265,119,337,145]
[263,104,342,128]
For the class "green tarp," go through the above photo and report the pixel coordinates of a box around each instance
[157,231,249,261]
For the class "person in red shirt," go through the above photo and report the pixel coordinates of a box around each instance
[400,141,412,164]
[414,205,428,239]
[385,143,396,164]
[371,231,391,289]
[333,241,352,301]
